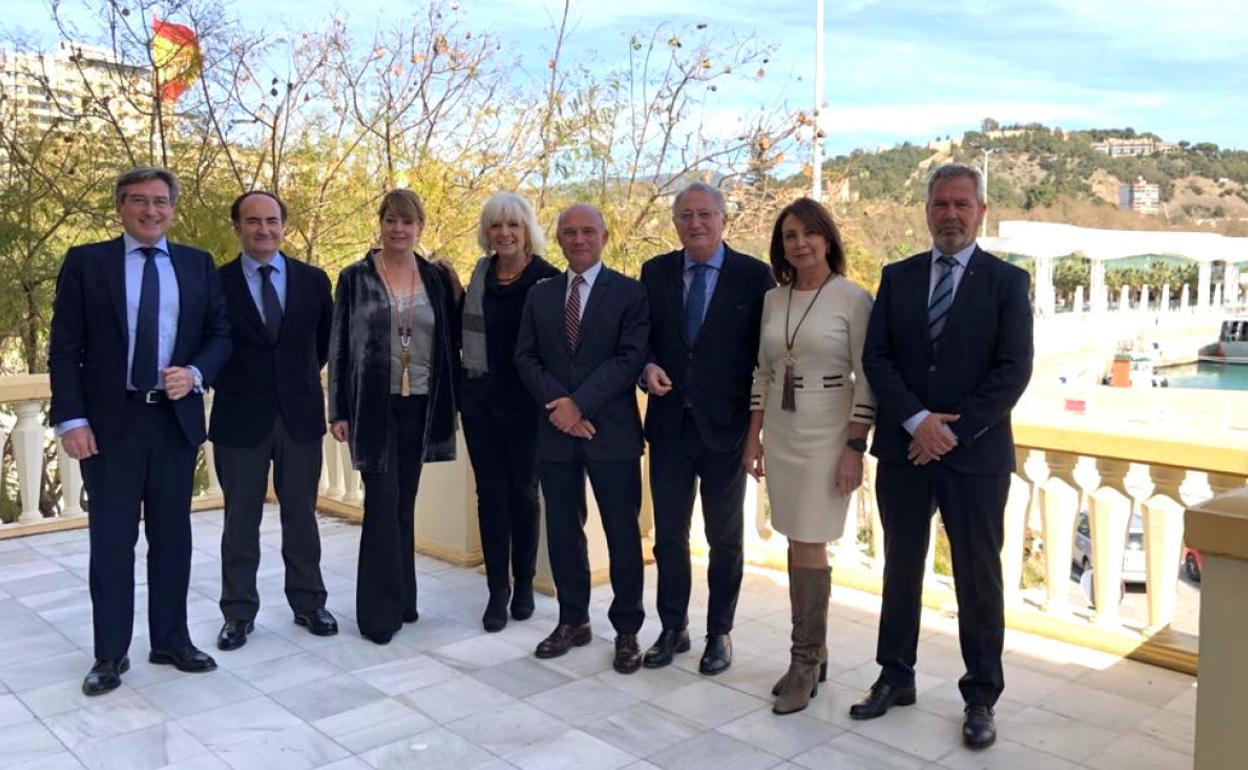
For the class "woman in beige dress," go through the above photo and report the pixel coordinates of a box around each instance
[742,197,875,714]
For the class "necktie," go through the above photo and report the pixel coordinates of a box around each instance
[928,255,958,346]
[258,264,283,343]
[684,263,708,344]
[131,246,160,392]
[565,274,585,351]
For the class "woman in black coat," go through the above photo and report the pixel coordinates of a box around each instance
[459,192,559,632]
[328,189,459,644]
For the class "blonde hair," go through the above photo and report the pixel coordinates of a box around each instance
[378,189,426,226]
[477,192,545,256]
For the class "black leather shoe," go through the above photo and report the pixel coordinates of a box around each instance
[535,622,592,658]
[217,619,254,651]
[963,704,997,749]
[294,608,339,637]
[149,646,217,673]
[699,633,733,675]
[510,582,535,621]
[848,681,917,720]
[613,634,642,674]
[82,657,129,696]
[643,628,691,668]
[483,590,510,633]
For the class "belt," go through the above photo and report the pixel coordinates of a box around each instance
[126,389,169,404]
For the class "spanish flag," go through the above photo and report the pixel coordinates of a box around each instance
[151,17,201,101]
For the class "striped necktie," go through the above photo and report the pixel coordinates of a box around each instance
[928,254,958,345]
[565,274,585,351]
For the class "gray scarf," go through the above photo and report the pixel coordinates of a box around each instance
[461,256,492,377]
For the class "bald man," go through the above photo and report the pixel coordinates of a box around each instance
[514,205,651,674]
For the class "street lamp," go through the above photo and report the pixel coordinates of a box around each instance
[981,148,994,238]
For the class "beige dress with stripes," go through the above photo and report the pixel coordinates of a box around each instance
[751,276,876,542]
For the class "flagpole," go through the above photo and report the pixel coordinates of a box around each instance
[812,0,825,202]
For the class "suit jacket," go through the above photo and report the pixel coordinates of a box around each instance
[514,266,650,463]
[48,235,232,452]
[862,246,1033,475]
[640,245,774,453]
[208,254,333,447]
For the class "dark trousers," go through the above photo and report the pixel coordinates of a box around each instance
[80,399,196,660]
[540,453,644,634]
[216,416,327,622]
[357,395,427,638]
[649,411,746,634]
[462,413,541,594]
[875,461,1010,707]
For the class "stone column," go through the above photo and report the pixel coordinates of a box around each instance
[1186,487,1248,769]
[11,401,46,524]
[1039,452,1080,614]
[1198,261,1212,310]
[1091,259,1107,314]
[1142,465,1187,632]
[56,445,85,517]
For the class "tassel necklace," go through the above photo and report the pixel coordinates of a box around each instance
[377,252,418,397]
[781,273,833,411]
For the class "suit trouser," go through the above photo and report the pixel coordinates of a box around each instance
[540,453,644,633]
[649,410,746,634]
[81,398,196,660]
[875,460,1010,707]
[216,416,327,622]
[462,413,541,594]
[357,395,426,638]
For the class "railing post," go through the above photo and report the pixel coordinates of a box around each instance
[11,400,46,523]
[323,431,343,499]
[56,444,84,517]
[1088,484,1131,626]
[1040,452,1080,613]
[1002,472,1030,604]
[201,392,222,498]
[340,443,362,504]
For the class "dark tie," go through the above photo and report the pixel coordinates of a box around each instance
[684,263,709,344]
[258,264,283,342]
[131,246,160,392]
[565,274,585,351]
[928,254,958,345]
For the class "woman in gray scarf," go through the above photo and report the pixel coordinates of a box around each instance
[458,192,559,632]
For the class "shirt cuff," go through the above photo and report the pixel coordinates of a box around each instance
[55,418,90,437]
[903,409,930,436]
[187,365,204,394]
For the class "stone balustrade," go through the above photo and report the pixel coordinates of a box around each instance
[3,374,1244,677]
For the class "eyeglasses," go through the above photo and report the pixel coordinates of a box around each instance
[124,195,173,209]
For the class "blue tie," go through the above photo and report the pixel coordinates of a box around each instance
[258,264,283,343]
[685,263,709,344]
[928,254,958,346]
[131,247,160,392]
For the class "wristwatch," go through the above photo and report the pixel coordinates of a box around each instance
[845,437,867,453]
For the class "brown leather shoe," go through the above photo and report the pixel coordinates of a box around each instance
[535,622,592,659]
[613,634,642,674]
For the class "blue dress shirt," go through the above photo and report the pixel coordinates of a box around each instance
[240,250,288,321]
[682,243,725,325]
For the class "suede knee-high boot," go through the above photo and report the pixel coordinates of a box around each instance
[773,565,831,715]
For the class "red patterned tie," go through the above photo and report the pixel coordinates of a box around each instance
[565,274,585,351]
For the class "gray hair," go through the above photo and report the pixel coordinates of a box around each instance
[672,181,727,218]
[477,192,546,256]
[115,167,179,207]
[926,163,985,205]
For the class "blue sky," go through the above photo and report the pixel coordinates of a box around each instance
[8,0,1247,153]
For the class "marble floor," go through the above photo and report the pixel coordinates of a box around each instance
[0,508,1196,770]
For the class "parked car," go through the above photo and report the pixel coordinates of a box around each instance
[1072,510,1146,585]
[1182,545,1203,582]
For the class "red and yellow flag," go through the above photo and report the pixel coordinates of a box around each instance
[151,17,202,101]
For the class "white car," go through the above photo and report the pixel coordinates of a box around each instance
[1072,510,1146,585]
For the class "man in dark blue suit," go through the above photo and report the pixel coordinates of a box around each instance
[854,164,1033,749]
[514,204,650,674]
[48,167,232,695]
[210,191,337,651]
[638,183,774,674]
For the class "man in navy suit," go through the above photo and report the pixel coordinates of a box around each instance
[210,191,337,652]
[49,167,232,695]
[514,204,650,674]
[854,164,1033,749]
[638,183,774,674]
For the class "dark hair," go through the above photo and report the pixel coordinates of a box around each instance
[768,197,846,284]
[114,166,179,206]
[378,189,426,227]
[230,190,288,223]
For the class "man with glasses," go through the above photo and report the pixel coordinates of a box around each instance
[49,167,232,695]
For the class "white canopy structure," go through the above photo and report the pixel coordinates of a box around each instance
[980,221,1248,316]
